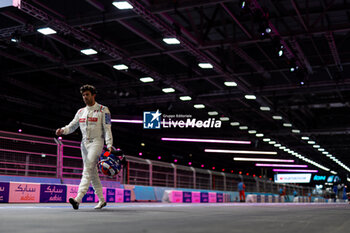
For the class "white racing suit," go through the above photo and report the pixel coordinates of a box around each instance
[61,102,113,203]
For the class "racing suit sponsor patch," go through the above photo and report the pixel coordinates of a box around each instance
[105,113,111,124]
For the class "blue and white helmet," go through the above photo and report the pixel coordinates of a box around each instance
[98,150,123,177]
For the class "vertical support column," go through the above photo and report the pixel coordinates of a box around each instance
[171,163,176,188]
[255,177,259,193]
[54,138,63,179]
[270,180,273,193]
[25,154,29,176]
[208,170,212,190]
[221,172,226,191]
[146,159,152,186]
[191,167,196,189]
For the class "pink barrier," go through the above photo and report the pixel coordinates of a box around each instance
[192,191,201,203]
[95,187,107,202]
[170,190,183,203]
[66,185,79,202]
[209,192,217,203]
[9,182,40,203]
[115,188,124,202]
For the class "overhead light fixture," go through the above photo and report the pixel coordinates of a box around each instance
[205,149,277,155]
[256,163,308,168]
[330,171,337,175]
[240,0,247,9]
[112,1,133,9]
[161,138,251,144]
[37,27,57,35]
[322,151,329,155]
[224,81,237,87]
[263,138,271,142]
[230,122,240,126]
[248,130,257,134]
[239,126,248,130]
[179,96,192,101]
[260,106,270,111]
[272,115,282,120]
[290,65,299,72]
[194,104,205,109]
[301,136,309,140]
[318,148,325,151]
[113,64,128,70]
[198,63,213,69]
[307,141,315,144]
[274,144,281,147]
[162,88,175,93]
[81,48,98,55]
[279,146,286,149]
[11,38,19,43]
[139,77,154,83]
[265,27,272,34]
[234,158,294,162]
[283,123,292,127]
[245,95,256,100]
[256,133,264,137]
[278,47,284,57]
[163,38,180,44]
[313,145,320,148]
[208,111,218,116]
[273,169,318,173]
[268,141,276,144]
[111,119,143,124]
[292,129,301,133]
[219,117,230,121]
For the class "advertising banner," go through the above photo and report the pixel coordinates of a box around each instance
[192,191,200,203]
[209,192,217,203]
[115,188,124,202]
[9,182,40,203]
[40,184,67,203]
[106,188,116,202]
[0,182,9,203]
[200,192,209,203]
[183,191,192,203]
[216,193,223,203]
[124,189,131,202]
[82,187,95,202]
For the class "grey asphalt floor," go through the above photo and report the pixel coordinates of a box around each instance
[0,202,349,233]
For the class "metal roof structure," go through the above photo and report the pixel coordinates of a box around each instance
[1,0,350,180]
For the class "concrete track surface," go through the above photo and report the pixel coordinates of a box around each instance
[0,202,349,233]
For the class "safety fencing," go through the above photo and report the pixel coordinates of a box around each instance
[0,130,313,195]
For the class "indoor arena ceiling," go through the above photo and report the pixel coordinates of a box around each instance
[1,0,350,179]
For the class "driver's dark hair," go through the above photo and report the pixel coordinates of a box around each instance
[80,84,97,95]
